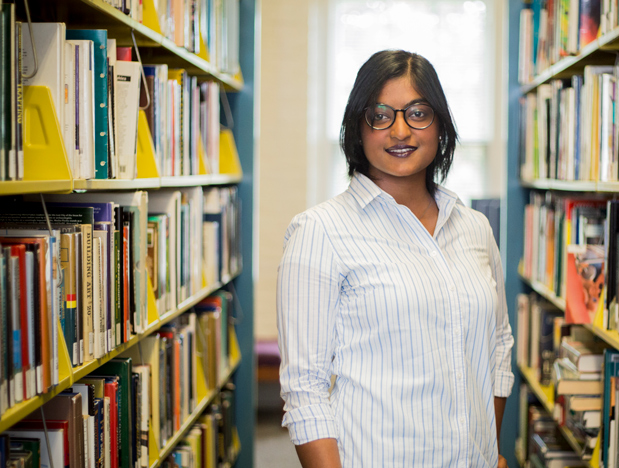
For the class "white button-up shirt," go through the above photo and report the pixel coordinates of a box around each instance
[277,172,515,467]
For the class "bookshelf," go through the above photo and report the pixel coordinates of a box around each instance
[0,0,257,467]
[506,3,619,468]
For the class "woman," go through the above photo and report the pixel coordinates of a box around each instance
[277,50,514,468]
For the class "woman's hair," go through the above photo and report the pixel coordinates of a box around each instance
[340,50,458,196]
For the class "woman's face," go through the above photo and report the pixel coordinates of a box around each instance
[361,76,440,187]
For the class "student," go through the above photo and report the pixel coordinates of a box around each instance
[277,50,514,468]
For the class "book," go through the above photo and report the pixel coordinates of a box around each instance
[10,438,40,468]
[7,421,69,468]
[63,41,77,178]
[561,339,607,372]
[553,358,603,395]
[0,4,14,181]
[566,244,606,324]
[66,30,108,179]
[95,358,133,468]
[114,60,141,179]
[26,393,84,468]
[66,39,96,180]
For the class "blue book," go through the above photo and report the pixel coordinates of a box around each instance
[603,348,619,466]
[66,30,109,179]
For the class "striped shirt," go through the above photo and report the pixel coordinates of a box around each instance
[277,172,515,467]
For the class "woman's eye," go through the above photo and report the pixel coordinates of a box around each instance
[408,110,425,120]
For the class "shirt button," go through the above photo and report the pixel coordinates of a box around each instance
[454,328,460,335]
[460,417,465,424]
[430,250,438,257]
[449,284,456,291]
[456,372,462,379]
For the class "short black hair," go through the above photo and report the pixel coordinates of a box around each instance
[340,50,458,196]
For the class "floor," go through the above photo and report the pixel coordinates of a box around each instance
[254,410,301,467]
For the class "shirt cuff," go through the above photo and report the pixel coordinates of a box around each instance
[494,369,515,398]
[282,403,339,445]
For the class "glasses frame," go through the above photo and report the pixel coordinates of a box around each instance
[364,103,436,130]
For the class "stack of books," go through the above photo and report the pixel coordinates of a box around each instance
[525,403,587,467]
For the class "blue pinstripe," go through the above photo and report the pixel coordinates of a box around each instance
[277,173,515,467]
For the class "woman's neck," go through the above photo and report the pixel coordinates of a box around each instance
[371,171,434,214]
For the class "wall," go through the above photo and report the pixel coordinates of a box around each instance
[255,1,310,341]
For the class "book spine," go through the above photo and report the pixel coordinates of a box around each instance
[0,6,11,180]
[114,229,121,347]
[0,254,8,412]
[15,20,22,180]
[81,225,94,362]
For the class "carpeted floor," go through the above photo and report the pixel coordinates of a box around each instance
[255,411,301,467]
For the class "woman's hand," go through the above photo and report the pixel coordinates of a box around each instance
[497,454,508,468]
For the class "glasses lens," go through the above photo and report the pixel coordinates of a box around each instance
[365,105,395,129]
[405,104,434,129]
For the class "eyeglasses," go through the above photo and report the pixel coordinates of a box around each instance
[364,103,435,130]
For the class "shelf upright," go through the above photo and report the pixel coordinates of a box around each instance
[228,0,257,466]
[503,2,528,468]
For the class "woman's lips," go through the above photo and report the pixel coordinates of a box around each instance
[385,146,417,157]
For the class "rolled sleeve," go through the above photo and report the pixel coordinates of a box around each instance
[488,222,515,398]
[277,213,344,445]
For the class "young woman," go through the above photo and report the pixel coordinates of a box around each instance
[277,50,514,468]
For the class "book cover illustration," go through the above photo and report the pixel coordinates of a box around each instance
[566,244,605,324]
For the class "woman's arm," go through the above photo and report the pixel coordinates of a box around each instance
[295,439,342,468]
[494,396,506,449]
[494,396,509,468]
[277,213,343,447]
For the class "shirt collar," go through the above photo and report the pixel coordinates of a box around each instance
[348,172,462,214]
[347,172,383,209]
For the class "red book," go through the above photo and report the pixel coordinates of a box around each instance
[9,244,27,404]
[116,47,132,61]
[105,379,119,468]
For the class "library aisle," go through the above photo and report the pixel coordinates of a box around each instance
[255,412,300,468]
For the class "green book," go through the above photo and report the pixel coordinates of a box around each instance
[10,438,39,468]
[94,357,133,468]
